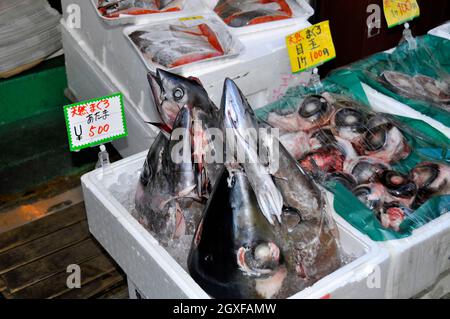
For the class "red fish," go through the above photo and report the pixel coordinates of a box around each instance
[214,0,293,27]
[129,23,225,68]
[98,0,182,18]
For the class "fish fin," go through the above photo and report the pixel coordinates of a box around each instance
[188,76,203,86]
[177,184,197,198]
[174,202,186,238]
[145,122,172,135]
[158,184,199,210]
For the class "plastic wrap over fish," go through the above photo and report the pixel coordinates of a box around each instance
[213,0,294,27]
[96,0,185,18]
[126,16,243,70]
[256,74,450,241]
[348,35,450,127]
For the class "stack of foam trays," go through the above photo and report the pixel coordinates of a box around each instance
[0,0,62,78]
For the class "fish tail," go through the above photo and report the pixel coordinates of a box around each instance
[169,52,223,68]
[247,15,290,26]
[199,24,225,54]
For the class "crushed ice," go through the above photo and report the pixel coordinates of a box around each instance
[106,168,356,274]
[107,167,193,271]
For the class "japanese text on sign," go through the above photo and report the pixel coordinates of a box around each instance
[286,20,336,74]
[383,0,420,28]
[64,93,128,152]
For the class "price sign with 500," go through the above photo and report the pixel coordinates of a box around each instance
[383,0,420,28]
[286,21,336,74]
[64,93,128,151]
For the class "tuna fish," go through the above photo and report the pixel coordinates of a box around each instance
[147,68,219,131]
[147,69,223,191]
[134,106,205,244]
[221,78,283,224]
[188,78,341,299]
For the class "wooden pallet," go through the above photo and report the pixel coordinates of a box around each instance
[0,201,128,299]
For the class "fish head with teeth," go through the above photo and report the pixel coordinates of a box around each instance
[147,69,213,130]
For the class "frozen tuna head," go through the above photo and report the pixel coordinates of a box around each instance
[221,78,284,225]
[188,170,288,299]
[135,132,167,209]
[221,78,258,132]
[147,69,214,130]
[134,106,206,244]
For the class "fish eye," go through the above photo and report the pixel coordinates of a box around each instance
[173,88,184,101]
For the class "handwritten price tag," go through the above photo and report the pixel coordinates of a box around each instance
[383,0,420,28]
[64,93,128,152]
[286,21,336,74]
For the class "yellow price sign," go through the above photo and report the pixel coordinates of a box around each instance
[383,0,420,28]
[286,21,336,74]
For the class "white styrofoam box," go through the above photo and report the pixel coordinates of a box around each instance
[89,0,209,26]
[128,279,147,299]
[379,214,450,299]
[201,0,314,36]
[417,268,450,299]
[352,84,450,298]
[61,20,311,157]
[428,21,450,40]
[61,0,312,125]
[345,84,450,299]
[81,151,390,299]
[362,82,450,139]
[62,22,158,157]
